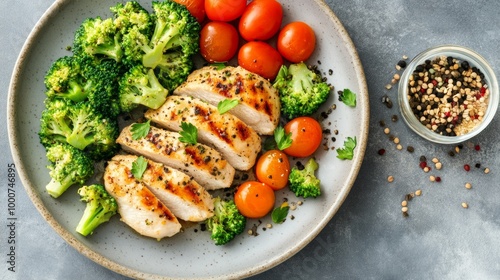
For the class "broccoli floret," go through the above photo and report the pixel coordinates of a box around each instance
[118,64,169,112]
[111,1,152,34]
[85,58,124,118]
[288,158,321,198]
[206,197,246,245]
[155,50,194,91]
[45,142,94,198]
[273,62,332,120]
[73,17,123,62]
[121,0,199,69]
[44,56,93,102]
[76,184,118,236]
[39,98,119,160]
[44,55,122,118]
[111,1,153,68]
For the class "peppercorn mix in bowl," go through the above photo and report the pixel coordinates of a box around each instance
[398,45,499,144]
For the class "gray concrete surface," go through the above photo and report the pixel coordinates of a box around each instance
[1,0,499,279]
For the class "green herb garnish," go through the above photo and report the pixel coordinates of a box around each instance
[131,156,148,179]
[336,136,357,160]
[130,120,151,140]
[274,126,292,150]
[340,88,356,107]
[217,99,239,114]
[211,63,226,70]
[272,202,290,224]
[179,122,198,145]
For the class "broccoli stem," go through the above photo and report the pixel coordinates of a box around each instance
[291,63,314,93]
[88,34,123,62]
[66,113,96,150]
[142,24,181,68]
[46,177,74,198]
[76,205,106,236]
[304,157,319,174]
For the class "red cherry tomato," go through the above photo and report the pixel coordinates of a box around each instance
[172,0,205,23]
[238,41,283,80]
[205,0,247,22]
[283,117,323,157]
[238,0,283,41]
[277,21,316,63]
[234,181,275,219]
[200,21,239,63]
[255,150,290,190]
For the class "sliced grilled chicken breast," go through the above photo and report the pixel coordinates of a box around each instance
[174,65,280,135]
[117,124,235,190]
[112,154,214,222]
[145,95,261,171]
[104,157,181,239]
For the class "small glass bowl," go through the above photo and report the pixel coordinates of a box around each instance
[398,44,499,144]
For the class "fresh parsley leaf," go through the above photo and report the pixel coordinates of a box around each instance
[130,120,151,140]
[217,99,239,114]
[336,136,357,160]
[274,126,292,150]
[340,88,356,107]
[179,122,198,145]
[131,156,148,179]
[272,202,290,224]
[211,62,226,70]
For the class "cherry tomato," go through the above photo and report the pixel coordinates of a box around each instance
[238,0,283,41]
[255,150,290,190]
[200,21,239,63]
[172,0,205,23]
[238,41,283,80]
[234,181,275,219]
[283,117,323,157]
[205,0,247,22]
[277,21,316,63]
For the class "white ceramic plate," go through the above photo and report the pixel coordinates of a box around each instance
[7,0,369,279]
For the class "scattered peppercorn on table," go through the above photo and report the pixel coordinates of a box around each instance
[4,0,500,279]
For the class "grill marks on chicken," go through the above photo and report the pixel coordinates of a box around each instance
[104,157,182,240]
[108,68,281,239]
[174,65,280,135]
[112,155,214,222]
[117,124,235,190]
[145,95,261,171]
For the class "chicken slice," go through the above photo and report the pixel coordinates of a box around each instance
[174,65,280,135]
[104,156,181,239]
[145,95,261,171]
[112,154,214,222]
[117,124,235,190]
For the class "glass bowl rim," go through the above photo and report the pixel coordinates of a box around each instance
[398,44,499,144]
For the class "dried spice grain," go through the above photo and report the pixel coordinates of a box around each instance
[407,55,490,136]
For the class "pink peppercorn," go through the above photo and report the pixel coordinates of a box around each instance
[464,164,471,171]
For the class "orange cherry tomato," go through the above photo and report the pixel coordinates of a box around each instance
[172,0,205,23]
[283,116,323,157]
[200,21,239,63]
[238,0,283,41]
[205,0,247,22]
[277,21,316,63]
[234,181,275,219]
[255,150,290,190]
[238,41,283,80]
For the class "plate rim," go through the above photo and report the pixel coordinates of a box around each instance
[6,0,369,279]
